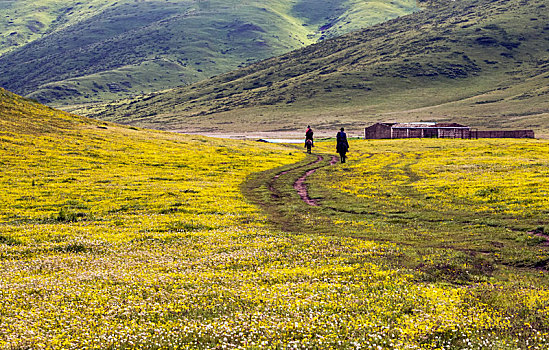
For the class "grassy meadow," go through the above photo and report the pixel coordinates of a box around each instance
[308,138,549,274]
[245,138,549,349]
[1,88,549,349]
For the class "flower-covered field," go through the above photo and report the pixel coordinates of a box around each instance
[309,138,549,348]
[315,139,548,218]
[312,139,549,261]
[1,88,549,349]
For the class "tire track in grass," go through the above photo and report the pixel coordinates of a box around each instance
[268,160,314,199]
[293,155,338,206]
[243,152,338,232]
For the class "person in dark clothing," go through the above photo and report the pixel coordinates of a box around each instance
[336,127,349,163]
[305,126,314,143]
[305,125,314,153]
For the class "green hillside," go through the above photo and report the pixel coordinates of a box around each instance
[79,0,549,136]
[0,0,418,106]
[0,0,115,55]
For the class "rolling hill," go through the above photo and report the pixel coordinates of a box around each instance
[0,0,418,106]
[0,0,115,55]
[77,0,549,137]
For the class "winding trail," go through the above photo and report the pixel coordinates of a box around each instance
[293,155,338,206]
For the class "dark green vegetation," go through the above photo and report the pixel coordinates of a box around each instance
[0,0,417,106]
[81,0,549,136]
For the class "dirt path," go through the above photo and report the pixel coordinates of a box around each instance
[293,155,338,206]
[266,154,338,205]
[268,157,317,198]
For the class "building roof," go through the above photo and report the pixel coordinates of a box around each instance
[391,122,469,129]
[434,123,468,128]
[392,123,435,128]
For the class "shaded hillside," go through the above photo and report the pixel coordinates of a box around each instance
[0,0,417,106]
[79,0,549,136]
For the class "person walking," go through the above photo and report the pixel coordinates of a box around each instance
[305,125,314,153]
[336,127,349,163]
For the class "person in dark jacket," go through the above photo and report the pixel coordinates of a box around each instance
[336,127,349,163]
[305,125,314,153]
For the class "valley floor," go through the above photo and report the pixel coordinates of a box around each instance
[1,91,548,349]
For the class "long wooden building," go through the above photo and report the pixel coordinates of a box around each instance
[364,122,534,139]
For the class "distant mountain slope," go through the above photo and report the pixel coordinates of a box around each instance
[79,0,549,136]
[0,0,418,106]
[0,0,115,55]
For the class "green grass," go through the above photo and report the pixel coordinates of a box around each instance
[244,138,549,346]
[246,139,549,278]
[0,0,418,106]
[78,0,549,136]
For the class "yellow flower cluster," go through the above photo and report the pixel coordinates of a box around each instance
[1,90,548,349]
[312,137,549,348]
[315,138,549,218]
